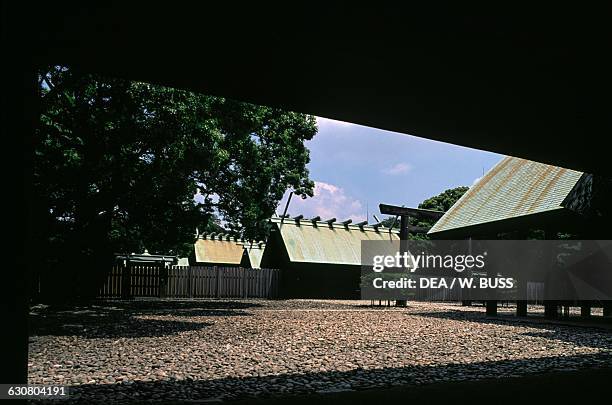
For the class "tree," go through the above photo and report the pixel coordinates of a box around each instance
[418,186,469,212]
[380,186,469,235]
[34,66,317,300]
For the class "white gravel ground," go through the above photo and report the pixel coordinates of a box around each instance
[28,300,612,403]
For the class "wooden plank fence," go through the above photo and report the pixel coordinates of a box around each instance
[98,265,279,299]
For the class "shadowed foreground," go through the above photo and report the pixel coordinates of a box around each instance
[230,367,612,405]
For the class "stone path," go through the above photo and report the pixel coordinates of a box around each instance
[28,300,612,403]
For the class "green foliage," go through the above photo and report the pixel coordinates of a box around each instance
[34,66,316,299]
[418,186,469,212]
[380,216,400,229]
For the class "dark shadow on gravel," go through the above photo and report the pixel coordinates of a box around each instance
[228,367,612,405]
[519,329,612,349]
[94,299,265,311]
[29,300,258,338]
[47,353,612,404]
[30,317,214,338]
[412,310,612,349]
[42,299,264,312]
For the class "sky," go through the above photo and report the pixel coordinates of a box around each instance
[276,117,503,223]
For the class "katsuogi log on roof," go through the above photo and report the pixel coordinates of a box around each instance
[261,216,399,298]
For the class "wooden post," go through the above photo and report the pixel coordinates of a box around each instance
[215,266,220,298]
[396,215,409,307]
[399,215,409,241]
[516,281,528,317]
[516,300,528,317]
[379,204,444,308]
[462,237,473,307]
[515,229,528,316]
[543,230,560,319]
[159,266,168,298]
[241,267,246,298]
[121,264,132,299]
[486,300,498,316]
[603,301,612,317]
[580,303,591,318]
[544,301,559,319]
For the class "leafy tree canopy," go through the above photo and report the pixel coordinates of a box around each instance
[34,66,316,298]
[418,186,469,212]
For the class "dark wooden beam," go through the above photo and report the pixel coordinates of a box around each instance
[7,4,612,176]
[379,204,445,220]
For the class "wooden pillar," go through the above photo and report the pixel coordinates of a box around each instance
[378,205,444,308]
[544,301,559,319]
[516,300,528,317]
[516,229,528,317]
[603,301,612,317]
[399,215,409,241]
[159,266,168,298]
[580,303,591,318]
[542,230,558,319]
[121,264,132,299]
[462,237,473,307]
[516,277,528,317]
[484,235,498,316]
[395,215,409,307]
[486,300,498,316]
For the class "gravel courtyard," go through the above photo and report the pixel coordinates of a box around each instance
[28,300,612,403]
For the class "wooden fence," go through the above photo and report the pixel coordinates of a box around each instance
[98,265,279,299]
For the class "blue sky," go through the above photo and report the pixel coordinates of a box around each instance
[277,117,503,222]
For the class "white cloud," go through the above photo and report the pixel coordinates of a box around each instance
[382,162,412,175]
[472,176,482,186]
[278,181,366,222]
